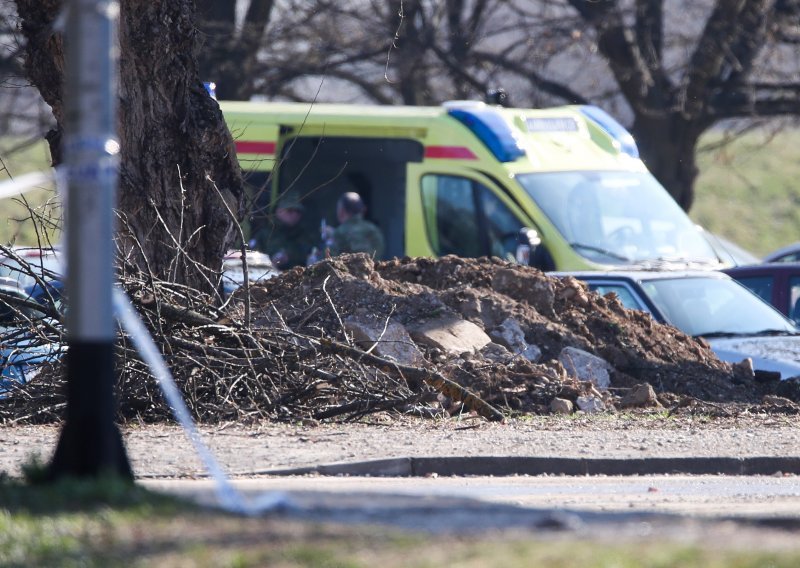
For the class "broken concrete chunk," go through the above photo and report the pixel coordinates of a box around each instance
[558,346,613,389]
[555,276,591,307]
[549,397,573,414]
[407,314,492,355]
[489,318,542,362]
[620,383,661,408]
[576,395,605,413]
[479,342,514,364]
[731,358,755,381]
[344,316,425,366]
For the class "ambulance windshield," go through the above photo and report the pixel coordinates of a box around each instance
[516,171,720,266]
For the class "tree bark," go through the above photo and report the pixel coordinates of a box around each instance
[14,0,245,292]
[15,0,65,164]
[632,114,705,211]
[116,0,243,291]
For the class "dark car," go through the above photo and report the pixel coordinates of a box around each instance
[722,262,800,325]
[763,242,800,263]
[552,270,800,380]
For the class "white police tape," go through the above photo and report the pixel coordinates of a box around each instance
[2,167,293,515]
[0,170,56,200]
[112,287,295,515]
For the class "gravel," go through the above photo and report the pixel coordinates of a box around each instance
[3,414,799,479]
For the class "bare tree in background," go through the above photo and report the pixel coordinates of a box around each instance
[196,0,800,210]
[12,0,244,291]
[195,0,276,101]
[0,4,53,165]
[7,1,800,214]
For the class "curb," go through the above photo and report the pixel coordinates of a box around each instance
[256,456,800,477]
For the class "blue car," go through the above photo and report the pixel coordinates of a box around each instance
[26,278,65,312]
[0,279,63,395]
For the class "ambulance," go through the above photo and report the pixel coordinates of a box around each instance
[219,99,726,270]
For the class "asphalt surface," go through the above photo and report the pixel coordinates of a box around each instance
[5,420,800,535]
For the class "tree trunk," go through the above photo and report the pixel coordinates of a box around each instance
[632,113,705,211]
[14,0,244,292]
[116,0,244,291]
[15,0,65,164]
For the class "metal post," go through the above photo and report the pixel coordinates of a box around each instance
[47,0,132,479]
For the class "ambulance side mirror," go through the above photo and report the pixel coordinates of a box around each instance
[515,227,541,265]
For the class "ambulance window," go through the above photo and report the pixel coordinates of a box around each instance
[477,187,523,260]
[421,174,522,260]
[421,175,482,257]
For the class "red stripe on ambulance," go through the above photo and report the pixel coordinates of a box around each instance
[424,146,478,160]
[235,141,276,155]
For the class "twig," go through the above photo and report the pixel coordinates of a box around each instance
[314,337,505,422]
[209,175,252,328]
[322,274,350,345]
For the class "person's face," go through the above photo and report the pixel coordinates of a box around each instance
[336,204,348,224]
[276,207,302,226]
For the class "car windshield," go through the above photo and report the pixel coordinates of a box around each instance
[640,276,797,337]
[0,286,45,326]
[516,171,720,265]
[0,251,63,289]
[222,263,277,287]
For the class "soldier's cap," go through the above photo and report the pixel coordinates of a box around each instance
[276,190,304,211]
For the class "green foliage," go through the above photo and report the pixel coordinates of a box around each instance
[2,476,800,568]
[0,476,195,567]
[0,137,61,247]
[692,128,800,258]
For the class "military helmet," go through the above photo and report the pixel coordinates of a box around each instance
[276,190,304,211]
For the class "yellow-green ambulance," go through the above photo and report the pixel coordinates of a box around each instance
[220,99,725,270]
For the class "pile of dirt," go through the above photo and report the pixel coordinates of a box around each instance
[4,253,800,426]
[235,253,800,417]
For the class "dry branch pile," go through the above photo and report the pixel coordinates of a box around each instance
[2,254,800,426]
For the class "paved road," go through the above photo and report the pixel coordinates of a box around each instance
[145,474,800,519]
[142,473,800,536]
[5,420,800,534]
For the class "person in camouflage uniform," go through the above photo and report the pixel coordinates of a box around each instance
[327,192,385,259]
[252,190,317,269]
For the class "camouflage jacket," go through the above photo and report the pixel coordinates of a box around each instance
[252,218,317,269]
[330,215,385,259]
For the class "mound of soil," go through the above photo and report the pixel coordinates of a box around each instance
[4,253,799,425]
[237,254,800,417]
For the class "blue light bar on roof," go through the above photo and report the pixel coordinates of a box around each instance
[447,107,526,163]
[579,105,639,159]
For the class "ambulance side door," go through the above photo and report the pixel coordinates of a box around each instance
[406,163,533,262]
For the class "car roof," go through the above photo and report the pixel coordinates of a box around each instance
[0,285,24,298]
[723,262,800,277]
[549,269,732,283]
[0,276,20,289]
[763,242,800,262]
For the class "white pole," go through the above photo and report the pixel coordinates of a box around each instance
[48,0,131,479]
